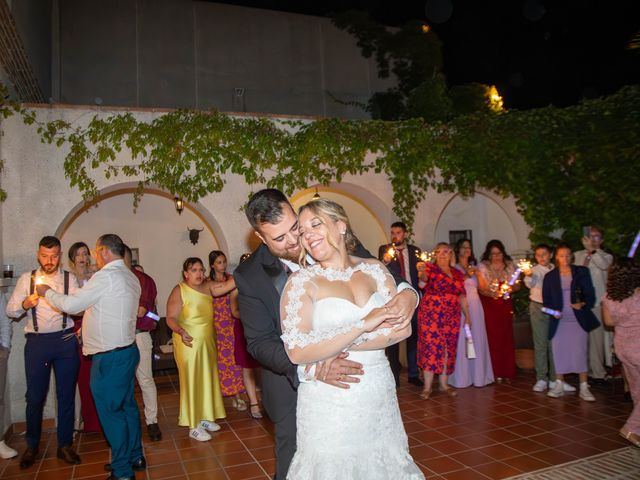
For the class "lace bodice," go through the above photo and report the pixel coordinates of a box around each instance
[280,261,393,350]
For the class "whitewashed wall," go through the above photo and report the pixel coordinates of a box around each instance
[0,104,531,425]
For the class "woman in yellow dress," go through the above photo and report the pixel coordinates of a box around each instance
[166,257,236,441]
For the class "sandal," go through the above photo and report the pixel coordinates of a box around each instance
[249,403,263,419]
[418,390,432,400]
[232,397,247,411]
[620,429,640,448]
[440,386,457,397]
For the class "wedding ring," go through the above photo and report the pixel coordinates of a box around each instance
[337,374,343,381]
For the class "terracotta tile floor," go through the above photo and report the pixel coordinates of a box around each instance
[0,370,632,479]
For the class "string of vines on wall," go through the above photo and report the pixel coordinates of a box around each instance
[0,83,638,255]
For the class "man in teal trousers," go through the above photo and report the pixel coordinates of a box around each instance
[38,234,143,480]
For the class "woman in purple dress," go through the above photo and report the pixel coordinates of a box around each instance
[542,243,599,401]
[449,239,495,388]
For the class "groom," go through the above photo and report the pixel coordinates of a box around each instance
[234,189,418,480]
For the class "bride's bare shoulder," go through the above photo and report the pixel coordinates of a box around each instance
[349,256,384,269]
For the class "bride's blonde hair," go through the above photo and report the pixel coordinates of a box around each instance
[297,198,359,265]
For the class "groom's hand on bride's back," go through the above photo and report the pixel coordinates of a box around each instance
[315,352,364,389]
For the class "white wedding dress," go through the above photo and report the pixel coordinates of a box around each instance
[281,262,424,480]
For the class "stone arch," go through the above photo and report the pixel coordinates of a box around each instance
[434,190,530,256]
[55,182,228,315]
[55,182,228,254]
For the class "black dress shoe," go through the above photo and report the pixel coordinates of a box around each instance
[132,457,147,471]
[57,445,81,465]
[408,377,424,387]
[19,447,38,469]
[147,423,162,441]
[105,457,146,472]
[106,475,135,480]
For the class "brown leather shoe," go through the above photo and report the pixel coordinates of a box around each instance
[57,445,81,465]
[19,447,39,469]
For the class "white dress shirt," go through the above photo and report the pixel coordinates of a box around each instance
[45,259,141,355]
[6,268,80,333]
[574,249,613,306]
[524,264,553,303]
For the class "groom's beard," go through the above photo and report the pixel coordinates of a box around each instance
[266,243,301,264]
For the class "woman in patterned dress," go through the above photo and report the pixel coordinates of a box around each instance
[416,242,470,399]
[209,251,246,411]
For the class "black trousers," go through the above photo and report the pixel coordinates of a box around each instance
[274,407,297,480]
[385,313,419,386]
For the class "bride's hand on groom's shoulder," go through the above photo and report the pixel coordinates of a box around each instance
[315,352,364,389]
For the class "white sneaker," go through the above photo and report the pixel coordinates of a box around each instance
[533,380,548,392]
[199,420,221,432]
[189,427,211,442]
[579,384,596,402]
[563,382,577,392]
[0,440,17,459]
[547,380,564,398]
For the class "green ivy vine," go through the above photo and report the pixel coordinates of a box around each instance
[0,83,638,256]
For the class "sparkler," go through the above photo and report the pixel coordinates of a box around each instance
[628,231,640,258]
[517,259,533,275]
[386,244,397,260]
[542,307,561,318]
[417,250,433,263]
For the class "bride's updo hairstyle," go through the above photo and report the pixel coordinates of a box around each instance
[298,198,358,265]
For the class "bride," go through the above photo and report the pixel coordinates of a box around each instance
[280,198,424,479]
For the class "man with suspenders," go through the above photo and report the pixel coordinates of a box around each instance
[6,236,81,469]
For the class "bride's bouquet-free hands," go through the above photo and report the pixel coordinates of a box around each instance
[362,306,404,332]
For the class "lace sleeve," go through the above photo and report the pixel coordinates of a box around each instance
[280,269,365,350]
[352,262,395,345]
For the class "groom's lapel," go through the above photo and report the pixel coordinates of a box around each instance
[256,244,288,298]
[264,260,288,297]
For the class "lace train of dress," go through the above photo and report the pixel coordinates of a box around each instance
[282,264,423,480]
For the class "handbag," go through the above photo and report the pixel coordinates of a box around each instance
[466,339,477,359]
[463,324,476,359]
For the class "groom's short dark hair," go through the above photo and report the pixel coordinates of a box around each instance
[245,189,293,230]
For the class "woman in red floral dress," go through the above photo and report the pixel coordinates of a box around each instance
[417,243,469,399]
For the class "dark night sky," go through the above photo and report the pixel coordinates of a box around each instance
[211,0,640,110]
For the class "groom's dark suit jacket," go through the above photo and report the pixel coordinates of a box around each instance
[235,242,406,424]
